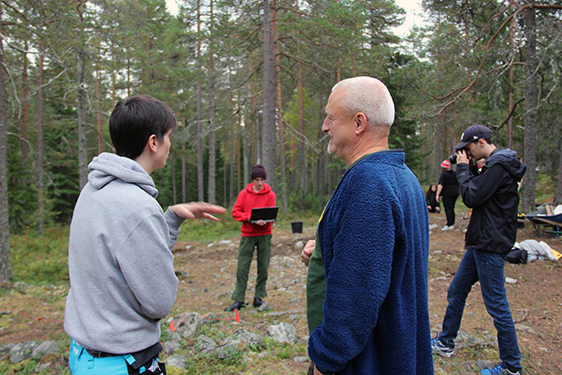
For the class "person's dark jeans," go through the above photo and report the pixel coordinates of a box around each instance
[441,194,458,226]
[439,248,522,372]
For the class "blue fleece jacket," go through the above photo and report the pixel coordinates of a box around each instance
[308,150,433,374]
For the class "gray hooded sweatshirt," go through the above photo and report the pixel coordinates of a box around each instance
[64,153,182,354]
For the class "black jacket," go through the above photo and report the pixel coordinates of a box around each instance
[457,147,526,255]
[438,170,459,197]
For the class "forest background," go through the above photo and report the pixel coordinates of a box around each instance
[1,0,562,281]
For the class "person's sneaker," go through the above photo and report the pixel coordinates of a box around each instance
[480,363,520,375]
[253,297,265,308]
[442,225,453,231]
[431,337,454,357]
[224,301,246,312]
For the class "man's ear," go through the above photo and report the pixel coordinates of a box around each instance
[354,112,368,134]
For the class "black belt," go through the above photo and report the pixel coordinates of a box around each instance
[85,348,119,358]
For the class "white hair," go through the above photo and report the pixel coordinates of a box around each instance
[332,76,395,128]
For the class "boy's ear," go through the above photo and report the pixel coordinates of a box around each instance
[147,134,158,153]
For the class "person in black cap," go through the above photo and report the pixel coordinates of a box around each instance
[431,124,526,375]
[226,164,276,312]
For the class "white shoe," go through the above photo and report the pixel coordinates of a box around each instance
[442,225,452,231]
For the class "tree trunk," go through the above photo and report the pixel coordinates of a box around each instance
[262,0,277,192]
[522,3,537,213]
[196,1,204,201]
[171,153,177,204]
[555,138,562,207]
[298,62,306,211]
[207,0,216,204]
[37,46,45,234]
[95,69,103,154]
[508,6,516,149]
[77,47,88,190]
[22,42,29,161]
[0,3,12,282]
[229,93,235,207]
[181,118,186,202]
[273,0,287,213]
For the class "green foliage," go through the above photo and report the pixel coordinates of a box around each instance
[0,359,71,375]
[287,191,327,215]
[534,171,557,204]
[7,139,38,233]
[9,227,70,285]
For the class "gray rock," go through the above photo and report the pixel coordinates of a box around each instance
[172,312,203,339]
[195,335,216,352]
[223,329,264,348]
[455,331,488,349]
[0,343,16,356]
[201,313,220,326]
[476,359,496,371]
[175,270,189,278]
[163,328,182,343]
[33,353,65,373]
[200,329,263,359]
[164,355,188,370]
[32,341,60,358]
[258,301,273,312]
[267,322,298,344]
[515,324,537,335]
[295,241,305,251]
[164,340,181,355]
[9,340,39,364]
[280,256,293,268]
[294,356,309,363]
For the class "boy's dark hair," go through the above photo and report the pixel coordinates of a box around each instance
[109,95,177,159]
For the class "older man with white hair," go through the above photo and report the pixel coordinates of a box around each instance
[301,76,433,374]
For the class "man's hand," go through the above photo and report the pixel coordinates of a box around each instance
[300,240,315,267]
[255,219,266,226]
[456,149,470,165]
[170,202,227,221]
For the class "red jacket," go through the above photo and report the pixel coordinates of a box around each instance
[232,182,276,237]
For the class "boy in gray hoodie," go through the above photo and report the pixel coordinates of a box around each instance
[64,95,226,374]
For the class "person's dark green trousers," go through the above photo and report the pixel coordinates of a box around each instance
[231,234,272,302]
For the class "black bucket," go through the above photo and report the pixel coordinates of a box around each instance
[291,221,303,234]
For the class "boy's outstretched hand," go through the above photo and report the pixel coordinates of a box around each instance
[170,202,227,221]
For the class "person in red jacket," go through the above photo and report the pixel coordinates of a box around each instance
[226,164,277,312]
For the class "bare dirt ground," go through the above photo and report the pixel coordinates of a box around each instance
[1,212,562,374]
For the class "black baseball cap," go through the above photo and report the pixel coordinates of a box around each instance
[454,124,492,150]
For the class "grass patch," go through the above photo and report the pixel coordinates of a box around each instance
[9,226,70,285]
